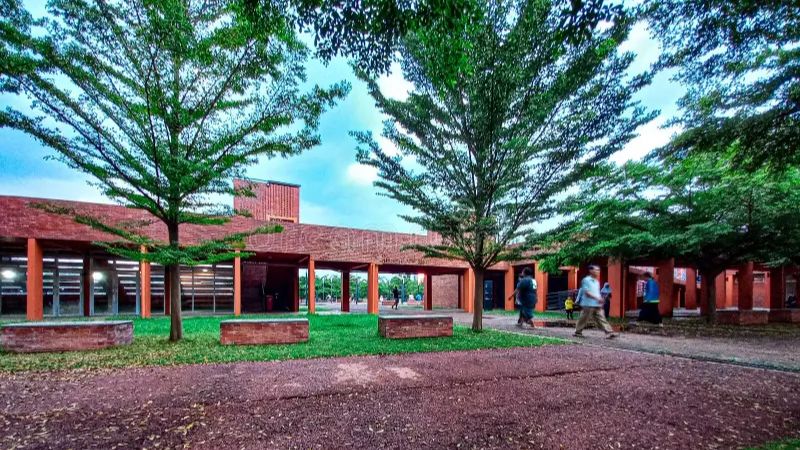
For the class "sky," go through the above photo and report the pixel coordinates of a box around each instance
[0,7,684,236]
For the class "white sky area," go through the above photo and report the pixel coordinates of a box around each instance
[0,4,685,238]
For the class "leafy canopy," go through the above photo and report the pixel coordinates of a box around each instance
[0,0,349,266]
[538,150,800,275]
[645,0,800,169]
[355,0,653,270]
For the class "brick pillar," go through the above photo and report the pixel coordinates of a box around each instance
[233,250,242,316]
[534,262,547,312]
[685,268,697,310]
[462,268,475,313]
[567,267,578,291]
[367,263,378,314]
[737,262,754,311]
[725,271,735,308]
[26,238,44,321]
[341,270,350,312]
[307,257,316,314]
[657,258,674,317]
[715,272,727,309]
[82,255,93,317]
[607,259,625,318]
[769,267,786,310]
[504,266,515,311]
[140,246,151,319]
[424,273,433,310]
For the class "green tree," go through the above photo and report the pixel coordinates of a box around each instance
[645,0,800,168]
[354,0,653,331]
[539,151,800,319]
[0,0,347,340]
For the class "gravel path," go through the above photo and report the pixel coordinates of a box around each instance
[1,345,799,449]
[462,312,800,372]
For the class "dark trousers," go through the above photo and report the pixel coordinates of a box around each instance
[638,302,662,324]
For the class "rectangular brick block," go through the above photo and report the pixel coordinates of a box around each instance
[378,315,453,339]
[768,309,800,324]
[220,318,309,345]
[715,310,769,326]
[0,321,133,353]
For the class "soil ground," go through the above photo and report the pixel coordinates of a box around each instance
[1,344,799,449]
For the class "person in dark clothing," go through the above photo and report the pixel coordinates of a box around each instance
[508,267,537,328]
[392,286,400,310]
[637,272,662,325]
[601,282,612,319]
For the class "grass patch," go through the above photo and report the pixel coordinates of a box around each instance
[749,438,800,449]
[0,313,562,373]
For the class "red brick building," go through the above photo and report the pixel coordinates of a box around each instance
[1,178,796,323]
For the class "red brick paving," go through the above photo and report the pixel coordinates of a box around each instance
[1,346,799,449]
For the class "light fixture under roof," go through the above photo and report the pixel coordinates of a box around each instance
[1,269,16,280]
[92,271,104,282]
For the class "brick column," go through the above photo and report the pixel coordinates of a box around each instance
[461,268,475,313]
[234,250,242,316]
[685,268,697,310]
[713,272,726,309]
[769,267,786,310]
[606,259,625,318]
[341,270,350,312]
[625,270,639,312]
[307,257,316,314]
[424,273,433,310]
[534,262,547,312]
[567,267,578,291]
[140,247,151,319]
[504,266,515,311]
[82,255,93,317]
[26,238,44,321]
[725,271,735,308]
[657,259,675,317]
[737,262,754,310]
[367,263,378,314]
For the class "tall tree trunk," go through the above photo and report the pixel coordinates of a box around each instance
[700,268,721,324]
[472,267,485,332]
[167,222,183,342]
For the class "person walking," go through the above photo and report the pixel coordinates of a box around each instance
[638,272,662,325]
[574,265,617,339]
[601,282,612,319]
[392,286,400,310]
[508,267,537,328]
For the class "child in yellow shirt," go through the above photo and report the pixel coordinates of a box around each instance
[565,296,575,320]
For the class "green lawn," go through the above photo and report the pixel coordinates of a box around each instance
[0,313,562,373]
[749,438,800,449]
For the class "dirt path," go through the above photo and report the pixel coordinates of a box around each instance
[1,345,799,449]
[463,312,800,372]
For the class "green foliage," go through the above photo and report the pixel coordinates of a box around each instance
[538,151,800,277]
[353,0,652,329]
[0,314,561,372]
[645,0,800,168]
[0,0,348,265]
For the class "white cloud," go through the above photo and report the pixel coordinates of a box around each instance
[376,63,413,101]
[613,118,682,164]
[344,163,378,186]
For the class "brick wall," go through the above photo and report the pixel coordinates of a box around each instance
[0,321,133,353]
[233,179,299,223]
[378,315,453,339]
[220,319,309,345]
[432,275,459,308]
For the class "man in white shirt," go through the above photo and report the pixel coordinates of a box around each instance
[574,265,617,339]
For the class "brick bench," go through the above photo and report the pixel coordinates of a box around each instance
[378,315,453,339]
[220,318,309,345]
[715,310,769,326]
[0,321,133,353]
